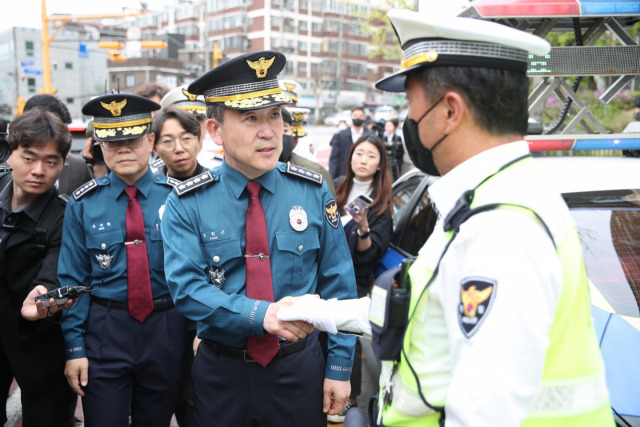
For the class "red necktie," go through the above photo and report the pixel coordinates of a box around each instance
[124,186,153,323]
[245,181,279,367]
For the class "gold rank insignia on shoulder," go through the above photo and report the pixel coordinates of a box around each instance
[458,277,497,338]
[100,99,127,117]
[285,163,323,185]
[246,56,275,78]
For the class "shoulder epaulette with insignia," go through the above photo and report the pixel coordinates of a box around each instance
[73,179,99,200]
[166,176,182,188]
[150,157,165,172]
[174,171,216,197]
[58,194,69,205]
[0,166,12,173]
[285,163,323,185]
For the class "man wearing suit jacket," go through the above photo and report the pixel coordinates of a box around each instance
[328,107,371,179]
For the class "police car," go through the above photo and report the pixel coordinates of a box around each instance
[376,154,640,426]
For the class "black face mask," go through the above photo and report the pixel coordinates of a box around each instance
[402,96,447,176]
[279,134,294,162]
[634,112,640,122]
[352,118,365,127]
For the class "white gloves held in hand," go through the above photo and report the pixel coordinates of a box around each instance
[277,295,372,338]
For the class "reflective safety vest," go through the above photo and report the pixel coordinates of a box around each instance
[379,156,613,427]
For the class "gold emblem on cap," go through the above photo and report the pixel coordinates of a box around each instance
[100,99,127,117]
[426,50,438,62]
[284,82,296,92]
[182,88,198,101]
[246,56,275,78]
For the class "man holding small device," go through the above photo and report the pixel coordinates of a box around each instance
[0,108,77,426]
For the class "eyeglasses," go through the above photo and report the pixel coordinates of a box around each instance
[156,135,198,150]
[100,136,146,152]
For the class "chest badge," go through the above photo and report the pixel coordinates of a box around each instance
[289,206,308,231]
[458,277,497,338]
[95,253,113,270]
[209,268,226,289]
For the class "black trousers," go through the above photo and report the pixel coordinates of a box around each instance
[193,332,326,427]
[0,303,76,427]
[82,302,188,427]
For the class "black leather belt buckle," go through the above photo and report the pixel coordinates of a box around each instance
[243,350,257,363]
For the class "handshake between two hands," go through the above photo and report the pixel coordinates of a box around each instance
[277,294,372,339]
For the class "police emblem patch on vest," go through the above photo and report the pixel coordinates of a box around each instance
[458,277,497,338]
[325,199,339,228]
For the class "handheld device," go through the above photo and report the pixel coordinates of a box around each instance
[34,286,93,307]
[345,194,373,216]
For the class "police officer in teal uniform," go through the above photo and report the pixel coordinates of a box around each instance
[160,50,358,426]
[58,94,189,426]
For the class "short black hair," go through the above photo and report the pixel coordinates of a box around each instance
[151,107,201,141]
[281,107,292,125]
[24,94,72,124]
[414,66,529,136]
[8,107,71,158]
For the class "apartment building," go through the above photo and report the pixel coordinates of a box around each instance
[132,0,405,117]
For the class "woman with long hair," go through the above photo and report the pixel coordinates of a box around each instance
[329,134,394,422]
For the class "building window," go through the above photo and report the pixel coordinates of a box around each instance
[284,0,295,9]
[285,61,294,74]
[125,74,135,88]
[271,16,282,28]
[25,41,34,57]
[311,42,321,53]
[312,22,321,32]
[27,77,36,93]
[299,41,307,52]
[300,0,308,10]
[312,1,323,12]
[299,62,307,72]
[65,62,73,70]
[311,63,319,74]
[300,20,308,31]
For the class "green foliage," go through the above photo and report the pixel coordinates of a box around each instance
[358,0,416,61]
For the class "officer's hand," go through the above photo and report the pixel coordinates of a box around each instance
[323,378,351,415]
[193,336,202,357]
[65,358,89,397]
[21,285,75,321]
[263,296,314,342]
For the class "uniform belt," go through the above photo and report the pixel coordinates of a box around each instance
[91,295,174,311]
[204,337,308,363]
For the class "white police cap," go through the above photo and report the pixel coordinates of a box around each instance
[376,9,551,92]
[160,86,206,117]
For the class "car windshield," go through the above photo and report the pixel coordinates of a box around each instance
[568,189,640,318]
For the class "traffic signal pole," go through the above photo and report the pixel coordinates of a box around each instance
[39,0,147,95]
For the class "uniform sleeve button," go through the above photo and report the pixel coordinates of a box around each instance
[298,245,303,252]
[213,255,220,263]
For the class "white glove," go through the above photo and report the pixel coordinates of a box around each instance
[277,295,372,338]
[335,297,371,339]
[277,295,338,334]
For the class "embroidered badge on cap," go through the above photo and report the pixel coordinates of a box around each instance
[325,199,339,229]
[182,88,198,101]
[458,277,497,338]
[100,99,127,117]
[246,56,275,78]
